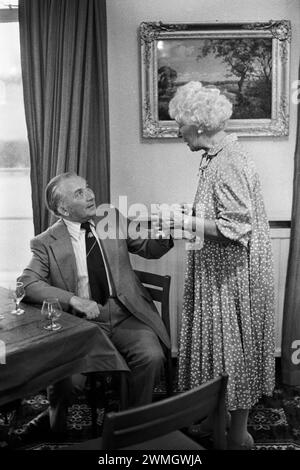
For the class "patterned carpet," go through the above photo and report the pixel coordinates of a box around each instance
[185,363,300,451]
[248,386,300,450]
[0,376,114,450]
[186,384,300,451]
[1,368,300,450]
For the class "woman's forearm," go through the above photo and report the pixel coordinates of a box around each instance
[204,219,229,242]
[186,216,228,242]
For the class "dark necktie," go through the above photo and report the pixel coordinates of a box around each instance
[81,222,110,305]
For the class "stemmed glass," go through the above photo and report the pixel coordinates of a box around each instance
[41,298,62,331]
[151,203,167,239]
[11,281,25,315]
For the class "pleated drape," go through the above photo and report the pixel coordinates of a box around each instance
[19,0,110,233]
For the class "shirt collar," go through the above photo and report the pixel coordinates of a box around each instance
[63,218,95,240]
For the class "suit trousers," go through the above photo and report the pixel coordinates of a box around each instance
[47,298,165,432]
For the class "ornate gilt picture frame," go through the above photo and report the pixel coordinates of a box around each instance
[140,21,291,138]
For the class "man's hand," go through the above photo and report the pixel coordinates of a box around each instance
[69,296,101,320]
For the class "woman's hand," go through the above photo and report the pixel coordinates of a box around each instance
[159,205,194,239]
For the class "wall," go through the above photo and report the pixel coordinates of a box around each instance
[106,0,300,352]
[107,0,300,221]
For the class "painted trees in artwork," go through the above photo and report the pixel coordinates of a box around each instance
[158,65,177,120]
[197,38,272,118]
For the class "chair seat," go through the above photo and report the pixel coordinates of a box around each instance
[65,430,205,451]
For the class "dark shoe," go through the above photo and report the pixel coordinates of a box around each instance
[9,410,66,448]
[186,412,231,439]
[186,421,212,439]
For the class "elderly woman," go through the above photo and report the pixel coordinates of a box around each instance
[165,81,275,449]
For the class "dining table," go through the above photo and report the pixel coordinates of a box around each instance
[0,287,129,407]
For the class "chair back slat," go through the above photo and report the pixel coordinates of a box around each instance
[135,270,168,288]
[144,287,162,303]
[134,270,171,338]
[102,374,228,450]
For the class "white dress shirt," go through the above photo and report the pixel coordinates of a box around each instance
[63,218,112,300]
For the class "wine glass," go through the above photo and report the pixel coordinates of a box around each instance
[11,281,25,315]
[151,203,167,239]
[41,298,62,331]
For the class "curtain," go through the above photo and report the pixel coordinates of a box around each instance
[19,0,110,234]
[281,61,300,386]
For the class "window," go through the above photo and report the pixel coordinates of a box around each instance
[0,6,33,288]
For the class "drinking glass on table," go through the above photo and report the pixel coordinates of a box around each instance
[10,281,25,315]
[41,298,62,331]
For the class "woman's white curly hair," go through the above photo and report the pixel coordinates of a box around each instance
[168,81,233,133]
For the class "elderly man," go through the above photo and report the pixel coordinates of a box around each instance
[18,172,173,441]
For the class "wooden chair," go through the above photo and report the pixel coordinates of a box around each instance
[88,269,173,436]
[134,269,173,397]
[66,374,228,450]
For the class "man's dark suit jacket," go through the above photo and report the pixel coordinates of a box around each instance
[20,209,173,348]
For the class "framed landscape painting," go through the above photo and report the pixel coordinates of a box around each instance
[140,21,291,138]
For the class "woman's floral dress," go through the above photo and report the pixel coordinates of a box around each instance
[177,134,275,410]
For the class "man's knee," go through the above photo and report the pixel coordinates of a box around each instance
[149,347,165,366]
[135,344,165,370]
